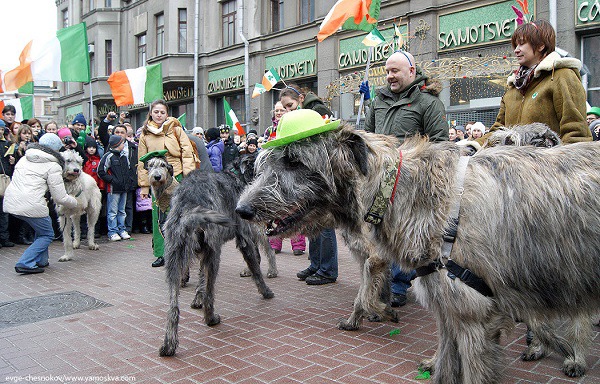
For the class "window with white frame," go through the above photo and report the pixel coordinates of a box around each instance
[222,1,236,46]
[156,13,165,56]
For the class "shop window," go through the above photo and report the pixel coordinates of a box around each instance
[583,35,600,107]
[449,77,505,107]
[222,1,236,46]
[217,94,246,127]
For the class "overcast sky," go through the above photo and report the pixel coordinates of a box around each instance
[0,0,57,70]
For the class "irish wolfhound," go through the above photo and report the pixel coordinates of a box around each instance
[157,156,275,357]
[236,122,600,383]
[486,122,561,147]
[56,150,102,262]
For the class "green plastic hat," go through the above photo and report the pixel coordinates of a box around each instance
[262,109,341,148]
[139,149,168,163]
[588,106,600,118]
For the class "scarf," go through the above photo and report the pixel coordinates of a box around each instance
[146,120,165,136]
[513,64,538,94]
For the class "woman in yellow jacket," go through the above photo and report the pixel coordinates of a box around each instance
[137,99,195,267]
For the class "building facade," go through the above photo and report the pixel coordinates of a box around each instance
[53,0,599,132]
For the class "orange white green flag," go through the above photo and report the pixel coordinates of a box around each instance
[317,0,381,42]
[223,97,245,136]
[362,28,385,46]
[261,68,281,91]
[107,63,163,106]
[252,84,267,98]
[0,82,34,121]
[2,23,90,92]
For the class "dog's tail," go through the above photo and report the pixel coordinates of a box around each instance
[180,206,234,231]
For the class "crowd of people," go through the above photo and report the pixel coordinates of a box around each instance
[1,17,598,307]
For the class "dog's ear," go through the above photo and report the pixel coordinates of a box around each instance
[167,162,174,176]
[345,131,369,176]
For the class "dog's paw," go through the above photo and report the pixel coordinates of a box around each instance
[367,312,383,323]
[205,314,221,326]
[190,300,203,309]
[158,343,177,357]
[418,357,436,374]
[521,344,546,361]
[563,359,586,377]
[262,289,275,299]
[267,270,278,278]
[72,242,80,249]
[337,318,360,331]
[58,255,72,262]
[88,243,99,250]
[240,269,251,277]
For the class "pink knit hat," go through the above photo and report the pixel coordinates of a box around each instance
[57,128,72,139]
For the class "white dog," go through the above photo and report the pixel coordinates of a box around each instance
[56,150,102,261]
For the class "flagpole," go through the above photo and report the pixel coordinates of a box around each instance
[355,46,373,128]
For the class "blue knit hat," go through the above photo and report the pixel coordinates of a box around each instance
[0,120,5,128]
[39,133,63,152]
[108,134,125,149]
[72,113,87,126]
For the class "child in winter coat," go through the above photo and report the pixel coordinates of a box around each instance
[205,127,224,172]
[98,135,131,242]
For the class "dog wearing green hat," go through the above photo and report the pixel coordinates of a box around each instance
[261,109,341,148]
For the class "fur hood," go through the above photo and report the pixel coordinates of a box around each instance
[507,51,582,86]
[25,143,65,169]
[378,66,443,99]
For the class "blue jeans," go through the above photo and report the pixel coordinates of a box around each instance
[107,192,127,236]
[14,215,53,269]
[308,228,338,279]
[390,262,416,295]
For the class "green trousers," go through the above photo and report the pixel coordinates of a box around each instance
[151,173,183,258]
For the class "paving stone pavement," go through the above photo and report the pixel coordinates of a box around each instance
[0,233,598,383]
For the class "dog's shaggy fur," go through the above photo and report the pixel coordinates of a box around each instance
[236,123,600,383]
[158,156,276,357]
[56,150,102,262]
[486,123,561,147]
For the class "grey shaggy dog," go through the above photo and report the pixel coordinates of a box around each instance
[236,123,600,383]
[57,150,102,262]
[486,122,561,147]
[158,157,275,357]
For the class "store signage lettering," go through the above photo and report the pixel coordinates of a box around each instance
[438,0,535,51]
[97,104,117,116]
[577,0,600,24]
[164,87,193,102]
[274,59,316,79]
[207,75,244,93]
[339,44,393,69]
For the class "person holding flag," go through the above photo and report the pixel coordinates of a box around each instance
[360,50,448,306]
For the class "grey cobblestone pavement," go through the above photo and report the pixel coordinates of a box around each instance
[0,233,598,383]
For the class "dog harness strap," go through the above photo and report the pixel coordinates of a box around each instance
[415,260,444,277]
[364,150,402,225]
[446,260,494,297]
[440,156,470,258]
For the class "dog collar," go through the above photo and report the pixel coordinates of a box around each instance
[364,150,402,225]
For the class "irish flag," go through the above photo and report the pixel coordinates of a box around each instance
[0,82,34,121]
[223,98,245,135]
[2,23,90,92]
[317,0,380,42]
[252,83,267,98]
[261,68,281,91]
[107,64,163,106]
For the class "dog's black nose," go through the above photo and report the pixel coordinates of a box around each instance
[154,175,162,181]
[235,204,255,220]
[73,169,79,173]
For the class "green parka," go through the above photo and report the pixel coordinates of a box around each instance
[488,51,591,144]
[302,92,333,117]
[364,68,448,143]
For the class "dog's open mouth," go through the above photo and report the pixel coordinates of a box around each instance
[265,210,306,236]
